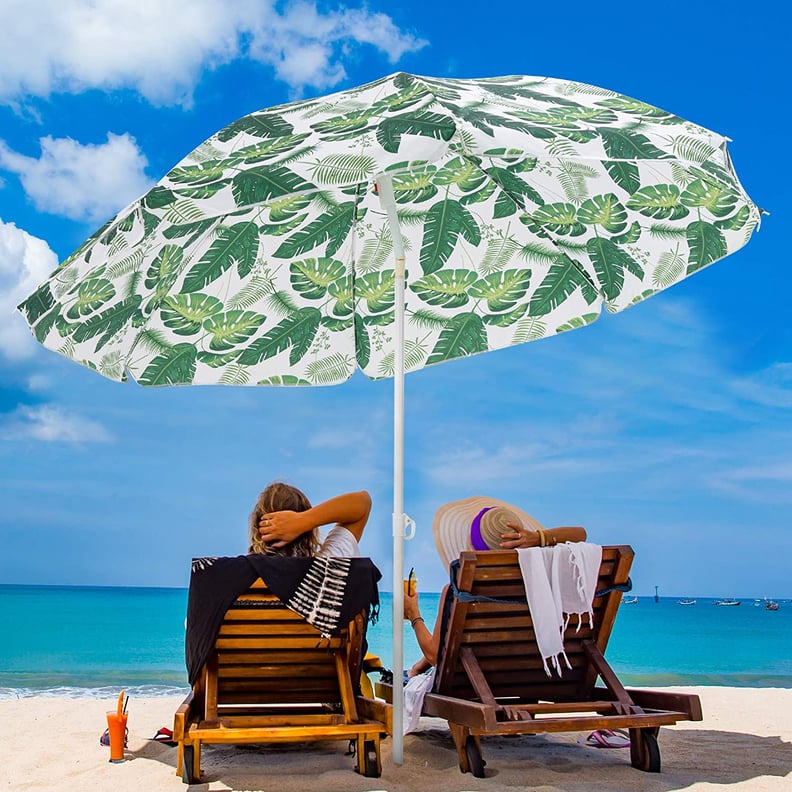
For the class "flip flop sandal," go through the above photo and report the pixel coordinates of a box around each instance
[99,728,129,748]
[151,727,177,747]
[585,729,631,748]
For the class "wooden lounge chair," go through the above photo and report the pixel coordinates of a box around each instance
[380,545,701,777]
[174,572,392,783]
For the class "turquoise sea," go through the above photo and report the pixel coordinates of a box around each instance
[1,585,791,698]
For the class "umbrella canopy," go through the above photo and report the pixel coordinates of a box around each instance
[18,72,760,759]
[19,72,758,385]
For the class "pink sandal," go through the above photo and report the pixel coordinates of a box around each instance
[585,729,631,748]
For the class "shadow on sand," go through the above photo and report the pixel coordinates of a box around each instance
[130,722,791,792]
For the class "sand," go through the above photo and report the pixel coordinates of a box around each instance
[1,687,790,791]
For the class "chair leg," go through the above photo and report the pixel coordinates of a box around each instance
[449,722,474,773]
[181,740,202,784]
[355,734,382,777]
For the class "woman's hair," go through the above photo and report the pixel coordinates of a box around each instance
[248,482,319,557]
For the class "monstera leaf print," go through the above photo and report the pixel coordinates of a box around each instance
[18,72,759,385]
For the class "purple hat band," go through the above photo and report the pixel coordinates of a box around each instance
[470,506,495,551]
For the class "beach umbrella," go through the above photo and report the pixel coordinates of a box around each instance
[17,72,760,759]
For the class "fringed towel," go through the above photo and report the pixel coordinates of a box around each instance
[185,554,381,685]
[516,542,602,676]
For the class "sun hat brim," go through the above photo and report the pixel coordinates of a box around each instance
[432,495,546,569]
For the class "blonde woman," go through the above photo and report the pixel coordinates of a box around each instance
[249,482,371,558]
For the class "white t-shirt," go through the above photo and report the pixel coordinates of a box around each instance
[318,525,360,558]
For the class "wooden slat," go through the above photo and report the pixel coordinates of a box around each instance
[219,622,333,636]
[216,636,342,650]
[217,649,332,665]
[224,608,306,621]
[217,664,337,679]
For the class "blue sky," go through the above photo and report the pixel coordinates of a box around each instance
[0,0,789,597]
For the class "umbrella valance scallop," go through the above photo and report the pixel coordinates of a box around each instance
[19,72,760,388]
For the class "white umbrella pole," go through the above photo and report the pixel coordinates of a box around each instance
[377,176,406,763]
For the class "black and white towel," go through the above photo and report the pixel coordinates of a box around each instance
[185,554,381,685]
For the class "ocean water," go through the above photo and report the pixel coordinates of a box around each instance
[1,585,790,698]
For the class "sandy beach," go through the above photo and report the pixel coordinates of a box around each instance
[1,687,789,791]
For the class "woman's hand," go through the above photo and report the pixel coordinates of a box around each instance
[498,521,541,549]
[258,510,310,547]
[403,591,421,622]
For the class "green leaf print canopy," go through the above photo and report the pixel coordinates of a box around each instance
[19,72,758,386]
[17,72,761,756]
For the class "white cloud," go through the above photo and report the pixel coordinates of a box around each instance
[0,218,59,359]
[730,362,792,409]
[0,134,152,224]
[0,405,112,443]
[250,3,425,91]
[0,0,426,106]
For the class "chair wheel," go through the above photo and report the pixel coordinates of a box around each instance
[465,736,485,778]
[181,744,198,784]
[631,730,661,773]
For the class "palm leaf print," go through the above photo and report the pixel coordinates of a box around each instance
[376,111,456,154]
[420,200,481,275]
[138,343,197,386]
[290,258,347,299]
[410,271,478,308]
[528,255,596,316]
[181,222,260,292]
[377,340,429,377]
[587,236,644,300]
[309,154,377,185]
[469,270,532,311]
[304,353,355,384]
[653,249,685,288]
[237,307,322,367]
[216,112,294,142]
[357,228,393,274]
[274,202,356,259]
[686,221,727,273]
[426,313,487,365]
[232,166,315,207]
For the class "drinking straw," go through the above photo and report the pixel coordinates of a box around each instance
[122,695,129,714]
[116,690,125,717]
[407,567,414,591]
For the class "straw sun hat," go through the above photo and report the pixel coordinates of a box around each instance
[432,496,547,569]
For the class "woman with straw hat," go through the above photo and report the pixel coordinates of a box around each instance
[405,496,587,676]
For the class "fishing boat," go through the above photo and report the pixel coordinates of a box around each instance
[621,596,638,605]
[765,600,780,611]
[714,598,741,606]
[677,598,697,605]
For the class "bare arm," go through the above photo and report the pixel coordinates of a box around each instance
[258,490,372,546]
[498,524,586,549]
[403,584,448,671]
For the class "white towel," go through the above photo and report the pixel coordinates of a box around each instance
[516,543,602,675]
[403,667,436,734]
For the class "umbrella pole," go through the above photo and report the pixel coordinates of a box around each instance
[377,175,406,763]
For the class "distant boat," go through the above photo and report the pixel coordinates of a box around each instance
[677,598,697,606]
[765,600,780,611]
[621,596,638,605]
[714,598,741,606]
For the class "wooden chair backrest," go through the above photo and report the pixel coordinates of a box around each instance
[434,545,634,703]
[205,578,367,720]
